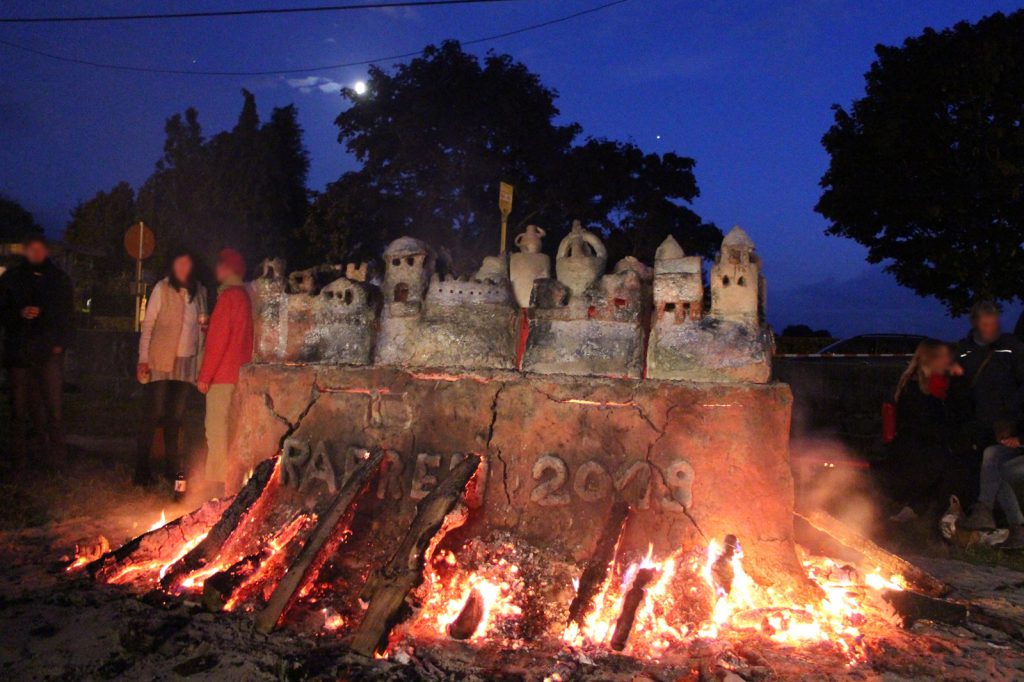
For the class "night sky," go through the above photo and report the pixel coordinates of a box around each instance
[2,0,1021,339]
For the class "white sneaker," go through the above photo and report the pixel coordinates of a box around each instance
[890,506,918,523]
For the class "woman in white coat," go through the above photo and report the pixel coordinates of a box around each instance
[135,250,207,489]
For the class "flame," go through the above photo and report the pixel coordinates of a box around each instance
[562,539,905,662]
[322,607,345,631]
[148,510,167,533]
[412,547,524,644]
[223,514,311,612]
[107,532,208,585]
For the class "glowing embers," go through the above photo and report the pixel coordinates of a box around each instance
[416,544,525,643]
[108,531,209,586]
[207,513,316,612]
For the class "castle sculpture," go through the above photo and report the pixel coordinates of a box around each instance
[251,223,772,383]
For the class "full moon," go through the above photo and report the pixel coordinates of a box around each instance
[353,80,367,95]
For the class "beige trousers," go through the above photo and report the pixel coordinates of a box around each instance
[204,383,235,484]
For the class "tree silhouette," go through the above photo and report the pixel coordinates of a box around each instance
[0,195,42,243]
[817,10,1024,314]
[307,41,718,270]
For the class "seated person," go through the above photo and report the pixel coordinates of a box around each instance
[961,420,1024,549]
[885,339,955,522]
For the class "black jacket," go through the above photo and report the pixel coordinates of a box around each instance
[950,332,1024,445]
[894,381,949,452]
[0,258,74,368]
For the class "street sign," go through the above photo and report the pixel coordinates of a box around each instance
[498,182,514,215]
[123,222,155,260]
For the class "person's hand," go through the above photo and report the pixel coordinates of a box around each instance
[197,381,210,394]
[52,346,62,355]
[1002,436,1022,449]
[949,363,965,377]
[136,363,150,383]
[20,306,40,320]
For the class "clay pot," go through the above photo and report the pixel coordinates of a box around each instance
[555,221,607,296]
[510,252,551,307]
[514,225,546,254]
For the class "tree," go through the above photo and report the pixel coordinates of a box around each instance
[817,10,1024,314]
[64,182,136,269]
[63,182,137,316]
[137,90,311,269]
[781,324,832,338]
[0,195,42,242]
[313,41,718,270]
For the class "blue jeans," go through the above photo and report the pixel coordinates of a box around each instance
[979,444,1024,526]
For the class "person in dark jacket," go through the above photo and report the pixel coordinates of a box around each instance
[952,301,1024,542]
[885,339,956,522]
[0,234,75,463]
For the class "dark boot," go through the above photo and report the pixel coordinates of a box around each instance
[962,503,997,531]
[1002,526,1024,551]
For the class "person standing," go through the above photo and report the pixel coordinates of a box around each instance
[0,234,74,463]
[135,250,207,490]
[197,248,252,498]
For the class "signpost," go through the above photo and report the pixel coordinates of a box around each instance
[498,182,514,254]
[123,221,155,332]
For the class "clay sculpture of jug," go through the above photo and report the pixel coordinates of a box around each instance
[555,220,607,297]
[514,224,546,254]
[510,225,550,307]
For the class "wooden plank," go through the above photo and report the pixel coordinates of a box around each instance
[254,450,384,634]
[795,509,951,597]
[350,454,481,657]
[161,456,278,589]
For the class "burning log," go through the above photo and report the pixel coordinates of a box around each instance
[795,509,950,597]
[446,587,485,640]
[202,554,264,612]
[880,589,1024,640]
[87,498,230,580]
[254,450,384,633]
[350,454,482,658]
[161,457,278,589]
[566,499,629,630]
[609,566,657,652]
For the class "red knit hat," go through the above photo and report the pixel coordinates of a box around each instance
[218,248,246,279]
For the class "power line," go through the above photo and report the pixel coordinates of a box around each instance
[0,0,521,24]
[0,0,629,77]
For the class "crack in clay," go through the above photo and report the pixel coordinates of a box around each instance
[272,385,322,452]
[533,388,663,437]
[484,383,513,507]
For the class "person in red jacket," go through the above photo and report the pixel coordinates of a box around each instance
[197,248,253,497]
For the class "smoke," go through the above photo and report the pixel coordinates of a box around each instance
[791,436,881,539]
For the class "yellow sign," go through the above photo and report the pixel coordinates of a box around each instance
[499,182,514,215]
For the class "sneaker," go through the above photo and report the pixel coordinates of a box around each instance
[889,506,918,523]
[961,503,997,531]
[1001,526,1024,551]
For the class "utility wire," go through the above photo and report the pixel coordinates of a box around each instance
[0,0,521,24]
[0,0,629,76]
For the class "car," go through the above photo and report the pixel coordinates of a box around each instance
[816,333,927,356]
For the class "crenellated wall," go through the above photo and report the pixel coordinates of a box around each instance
[249,224,773,382]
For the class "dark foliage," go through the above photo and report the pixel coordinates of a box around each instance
[817,11,1024,315]
[0,195,42,242]
[135,89,311,271]
[306,41,718,270]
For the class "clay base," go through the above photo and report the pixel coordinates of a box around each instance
[229,365,802,591]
